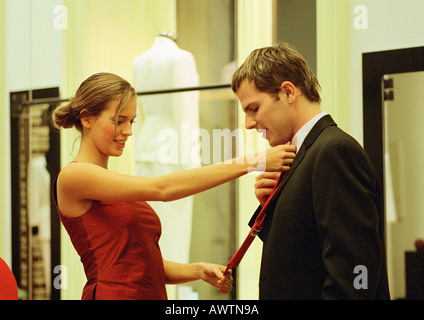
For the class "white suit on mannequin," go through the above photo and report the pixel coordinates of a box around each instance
[132,35,199,298]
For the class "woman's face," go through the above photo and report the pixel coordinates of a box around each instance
[87,96,137,158]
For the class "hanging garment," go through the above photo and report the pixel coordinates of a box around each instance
[132,36,199,269]
[27,155,51,298]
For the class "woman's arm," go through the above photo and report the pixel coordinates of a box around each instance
[163,260,233,294]
[58,144,296,205]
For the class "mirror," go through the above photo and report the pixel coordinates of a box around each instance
[363,46,424,300]
[383,71,424,299]
[10,88,62,300]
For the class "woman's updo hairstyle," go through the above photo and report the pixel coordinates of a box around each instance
[52,72,136,132]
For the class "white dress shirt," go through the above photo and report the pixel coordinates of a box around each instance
[291,111,328,150]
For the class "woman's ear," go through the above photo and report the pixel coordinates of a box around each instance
[80,109,93,128]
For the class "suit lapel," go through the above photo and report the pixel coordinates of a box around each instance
[301,115,337,153]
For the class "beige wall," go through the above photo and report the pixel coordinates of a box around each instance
[317,0,350,132]
[235,0,274,300]
[0,0,6,260]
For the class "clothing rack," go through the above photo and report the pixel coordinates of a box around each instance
[11,100,54,300]
[21,83,232,107]
[10,87,61,300]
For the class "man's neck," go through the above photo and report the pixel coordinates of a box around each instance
[293,100,322,134]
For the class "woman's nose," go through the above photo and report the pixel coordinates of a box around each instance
[122,123,133,136]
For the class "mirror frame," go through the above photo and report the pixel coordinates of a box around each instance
[363,46,424,211]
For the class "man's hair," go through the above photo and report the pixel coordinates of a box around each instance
[231,43,321,103]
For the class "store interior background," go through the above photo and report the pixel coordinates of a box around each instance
[1,0,424,299]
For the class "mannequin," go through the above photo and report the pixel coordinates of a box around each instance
[132,32,199,298]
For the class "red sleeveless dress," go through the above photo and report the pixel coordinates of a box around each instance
[52,178,167,300]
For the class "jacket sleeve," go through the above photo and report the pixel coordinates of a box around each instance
[312,137,384,299]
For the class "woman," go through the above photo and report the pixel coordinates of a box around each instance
[51,72,296,300]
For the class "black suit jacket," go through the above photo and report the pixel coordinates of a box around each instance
[249,115,390,299]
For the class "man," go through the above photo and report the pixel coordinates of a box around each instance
[232,43,390,299]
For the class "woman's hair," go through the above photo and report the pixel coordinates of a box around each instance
[231,43,321,103]
[52,72,136,132]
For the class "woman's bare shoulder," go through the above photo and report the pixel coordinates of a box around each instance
[57,162,106,193]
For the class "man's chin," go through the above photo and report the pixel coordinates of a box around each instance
[269,139,290,147]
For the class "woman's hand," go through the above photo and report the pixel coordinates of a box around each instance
[250,144,296,172]
[254,145,295,205]
[199,263,233,294]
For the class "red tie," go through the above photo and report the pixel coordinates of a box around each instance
[224,172,287,273]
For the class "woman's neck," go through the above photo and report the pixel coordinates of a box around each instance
[75,140,109,169]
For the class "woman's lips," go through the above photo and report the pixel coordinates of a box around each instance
[114,139,126,148]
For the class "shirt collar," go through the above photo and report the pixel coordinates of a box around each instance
[291,112,328,150]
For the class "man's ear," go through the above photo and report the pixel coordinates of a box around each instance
[280,81,296,103]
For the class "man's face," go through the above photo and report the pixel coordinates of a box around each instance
[236,79,296,147]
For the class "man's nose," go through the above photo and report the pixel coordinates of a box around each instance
[245,114,257,130]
